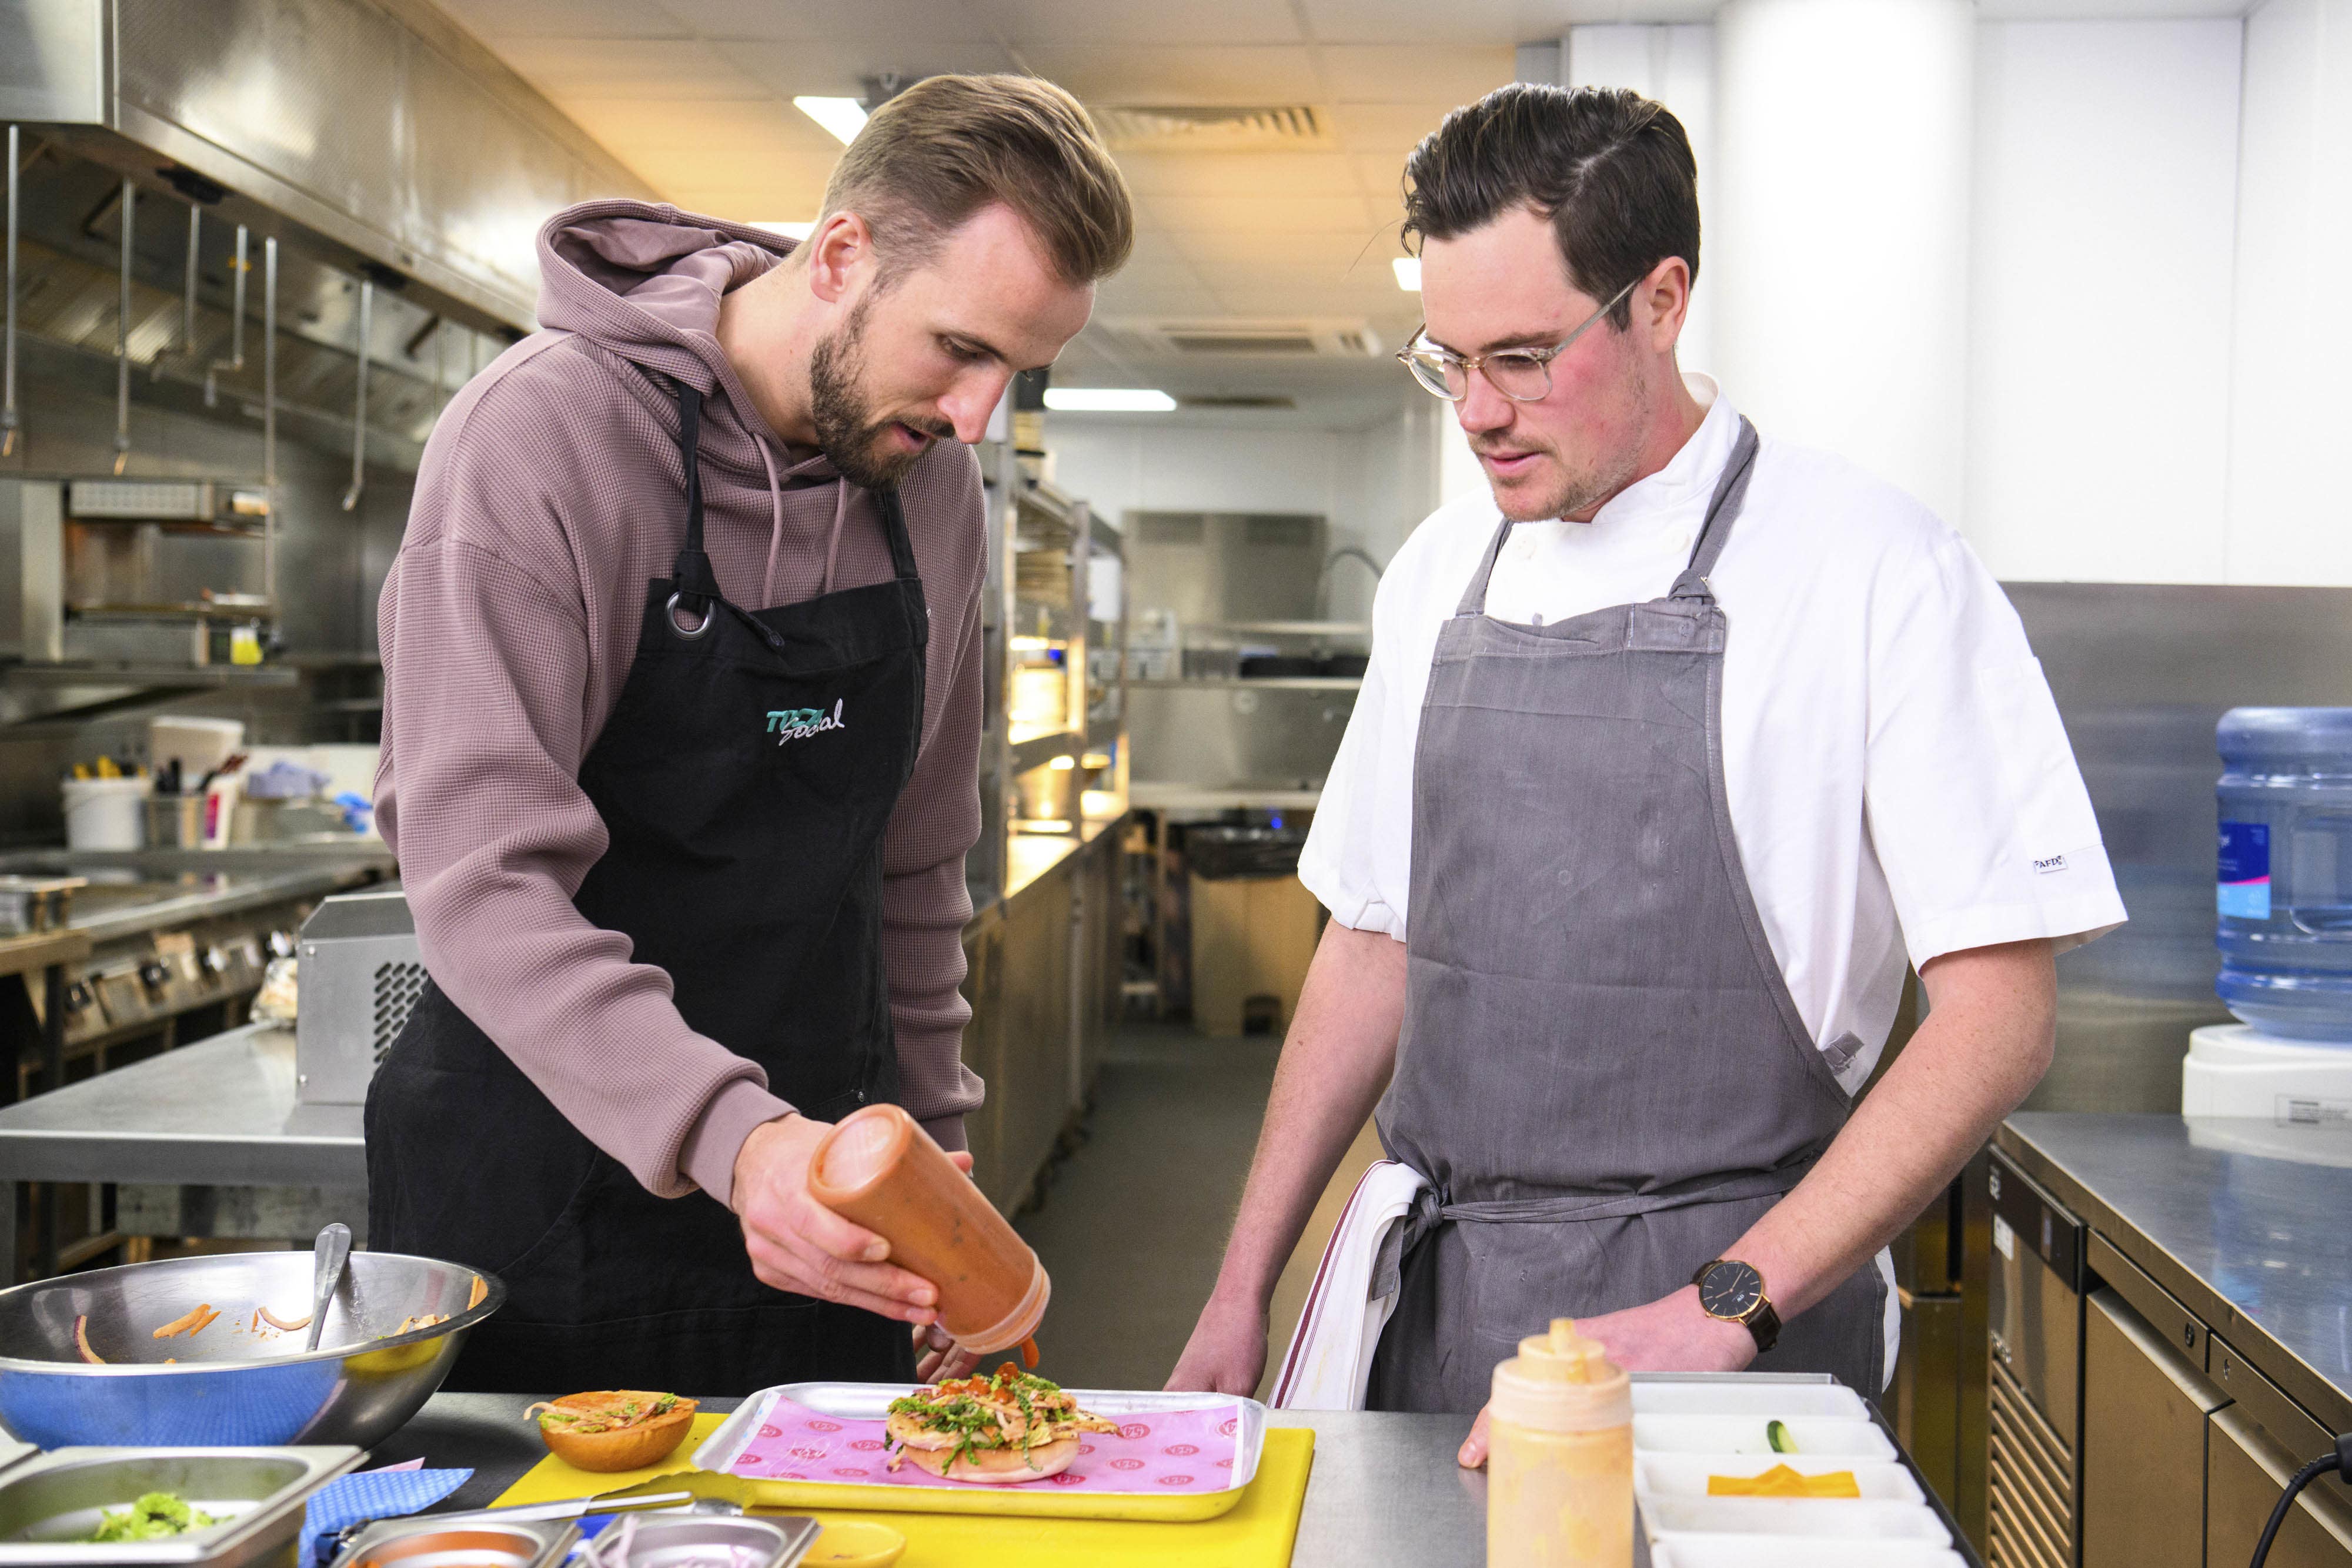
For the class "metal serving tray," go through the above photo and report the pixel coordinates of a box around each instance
[570,1516,817,1568]
[324,1514,577,1568]
[0,1445,363,1567]
[693,1382,1267,1523]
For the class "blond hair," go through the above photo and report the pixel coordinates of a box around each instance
[820,74,1134,286]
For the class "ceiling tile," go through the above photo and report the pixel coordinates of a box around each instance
[1327,102,1449,153]
[975,0,1305,45]
[651,0,1005,42]
[1297,0,1715,46]
[1141,193,1381,235]
[1318,44,1516,105]
[1013,45,1322,104]
[492,38,771,99]
[723,39,1024,98]
[1110,150,1359,199]
[434,0,687,39]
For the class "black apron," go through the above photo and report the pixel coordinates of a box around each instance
[367,381,928,1396]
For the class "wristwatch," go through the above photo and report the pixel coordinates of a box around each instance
[1691,1258,1781,1354]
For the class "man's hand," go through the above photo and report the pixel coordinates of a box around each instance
[1166,1288,1270,1397]
[732,1114,941,1323]
[1455,1287,1752,1468]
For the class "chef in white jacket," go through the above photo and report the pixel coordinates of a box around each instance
[1168,82,2124,1465]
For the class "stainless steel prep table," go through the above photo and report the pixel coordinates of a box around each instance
[2000,1113,2352,1440]
[1998,1112,2352,1566]
[0,1021,359,1283]
[370,1392,1979,1566]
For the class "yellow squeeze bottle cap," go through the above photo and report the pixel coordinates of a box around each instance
[1490,1318,1632,1433]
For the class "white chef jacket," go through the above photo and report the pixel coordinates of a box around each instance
[1302,377,2125,1387]
[1302,375,2126,1092]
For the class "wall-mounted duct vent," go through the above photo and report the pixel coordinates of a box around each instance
[1108,319,1382,359]
[1092,105,1334,152]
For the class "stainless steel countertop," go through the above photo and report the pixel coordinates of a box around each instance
[374,1392,1973,1564]
[0,845,393,944]
[0,1021,361,1186]
[2001,1112,2352,1437]
[376,1393,1491,1563]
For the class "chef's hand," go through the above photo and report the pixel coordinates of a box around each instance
[1165,1289,1268,1396]
[1455,1287,1753,1468]
[910,1149,985,1381]
[731,1114,942,1324]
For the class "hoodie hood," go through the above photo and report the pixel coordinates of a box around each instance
[534,199,857,596]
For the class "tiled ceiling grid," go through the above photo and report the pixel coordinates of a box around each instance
[424,0,1709,423]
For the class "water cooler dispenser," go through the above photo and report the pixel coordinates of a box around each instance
[2183,708,2352,1120]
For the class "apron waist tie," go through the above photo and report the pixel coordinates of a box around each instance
[1371,1161,1813,1304]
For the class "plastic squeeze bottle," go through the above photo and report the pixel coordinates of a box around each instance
[1486,1318,1634,1568]
[806,1104,1050,1364]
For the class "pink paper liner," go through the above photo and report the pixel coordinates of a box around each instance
[728,1396,1245,1494]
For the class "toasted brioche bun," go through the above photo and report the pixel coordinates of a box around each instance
[535,1391,697,1473]
[895,1433,1079,1484]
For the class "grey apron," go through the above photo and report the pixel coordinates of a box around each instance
[1366,419,1886,1413]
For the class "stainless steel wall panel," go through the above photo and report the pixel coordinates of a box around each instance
[0,0,103,122]
[1128,681,1354,791]
[2003,583,2352,1115]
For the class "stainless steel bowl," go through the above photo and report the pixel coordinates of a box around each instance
[0,1252,503,1450]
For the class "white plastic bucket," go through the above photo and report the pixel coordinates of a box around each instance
[62,776,151,850]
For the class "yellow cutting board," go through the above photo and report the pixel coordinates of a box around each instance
[495,1412,1317,1566]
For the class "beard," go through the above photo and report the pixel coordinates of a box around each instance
[1478,352,1653,521]
[807,295,954,490]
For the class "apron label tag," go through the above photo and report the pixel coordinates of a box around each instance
[768,699,848,745]
[2032,853,2069,875]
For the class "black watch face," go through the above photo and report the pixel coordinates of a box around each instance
[1698,1261,1764,1319]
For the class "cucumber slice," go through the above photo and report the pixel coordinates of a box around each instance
[1766,1419,1796,1453]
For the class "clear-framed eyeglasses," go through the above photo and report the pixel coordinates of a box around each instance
[1395,275,1642,402]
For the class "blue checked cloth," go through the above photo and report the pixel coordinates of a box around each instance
[301,1467,473,1566]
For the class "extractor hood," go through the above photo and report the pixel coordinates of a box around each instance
[0,0,656,334]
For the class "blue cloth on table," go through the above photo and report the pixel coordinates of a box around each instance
[300,1467,472,1566]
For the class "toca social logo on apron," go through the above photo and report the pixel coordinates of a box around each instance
[767,700,847,745]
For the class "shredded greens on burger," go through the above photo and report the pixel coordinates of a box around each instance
[886,1363,1117,1474]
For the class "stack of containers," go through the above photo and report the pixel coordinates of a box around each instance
[1632,1378,1966,1567]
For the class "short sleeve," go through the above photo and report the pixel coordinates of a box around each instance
[1863,533,2127,968]
[1299,549,1420,938]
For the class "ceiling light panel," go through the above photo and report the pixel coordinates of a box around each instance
[1393,257,1421,291]
[794,95,869,143]
[1043,388,1178,412]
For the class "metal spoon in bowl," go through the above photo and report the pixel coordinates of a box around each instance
[303,1223,352,1353]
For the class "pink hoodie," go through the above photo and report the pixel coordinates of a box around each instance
[376,200,985,1206]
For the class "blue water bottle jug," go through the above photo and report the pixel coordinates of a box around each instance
[2216,708,2352,1041]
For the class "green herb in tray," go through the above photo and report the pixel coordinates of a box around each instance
[86,1492,222,1542]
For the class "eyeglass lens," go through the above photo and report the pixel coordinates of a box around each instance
[1409,350,1551,403]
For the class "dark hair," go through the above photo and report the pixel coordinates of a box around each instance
[1401,83,1699,329]
[820,73,1134,288]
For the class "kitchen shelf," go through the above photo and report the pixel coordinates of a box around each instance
[1009,727,1084,775]
[1130,676,1362,693]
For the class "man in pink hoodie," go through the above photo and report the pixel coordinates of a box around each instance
[368,75,1132,1393]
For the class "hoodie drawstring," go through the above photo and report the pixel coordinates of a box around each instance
[755,436,785,607]
[751,430,851,605]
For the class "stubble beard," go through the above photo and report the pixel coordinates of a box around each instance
[1489,349,1652,522]
[808,295,936,491]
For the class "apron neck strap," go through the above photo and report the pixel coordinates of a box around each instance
[1454,513,1520,618]
[1452,416,1763,618]
[1669,416,1760,601]
[874,484,918,581]
[670,382,723,607]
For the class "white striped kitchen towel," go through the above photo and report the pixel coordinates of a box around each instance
[1269,1159,1431,1410]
